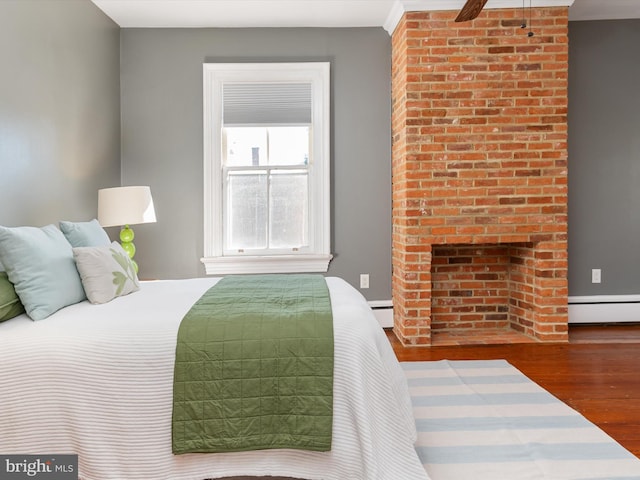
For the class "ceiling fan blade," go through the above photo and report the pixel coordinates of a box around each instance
[455,0,489,22]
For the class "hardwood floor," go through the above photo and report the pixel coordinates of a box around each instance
[387,324,640,459]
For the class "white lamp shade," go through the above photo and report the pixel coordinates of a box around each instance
[98,186,157,227]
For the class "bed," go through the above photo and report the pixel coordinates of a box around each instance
[0,276,428,480]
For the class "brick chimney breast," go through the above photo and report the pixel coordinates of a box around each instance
[391,7,568,346]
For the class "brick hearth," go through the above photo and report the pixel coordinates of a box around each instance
[391,7,569,346]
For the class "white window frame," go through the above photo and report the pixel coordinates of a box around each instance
[202,62,332,275]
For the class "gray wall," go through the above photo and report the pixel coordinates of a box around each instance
[120,28,392,300]
[0,0,120,228]
[11,8,634,302]
[568,20,640,296]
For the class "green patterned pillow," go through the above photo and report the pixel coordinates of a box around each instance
[73,242,140,304]
[0,271,25,321]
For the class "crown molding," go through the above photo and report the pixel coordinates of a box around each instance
[384,0,575,34]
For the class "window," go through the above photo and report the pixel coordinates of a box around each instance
[202,63,331,274]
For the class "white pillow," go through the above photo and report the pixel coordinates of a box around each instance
[73,242,140,304]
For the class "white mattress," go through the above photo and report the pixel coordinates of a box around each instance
[0,277,427,480]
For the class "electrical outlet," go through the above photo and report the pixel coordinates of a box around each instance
[591,269,601,284]
[360,274,370,289]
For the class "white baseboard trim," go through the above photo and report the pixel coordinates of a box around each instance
[365,296,640,327]
[568,295,640,324]
[368,300,394,328]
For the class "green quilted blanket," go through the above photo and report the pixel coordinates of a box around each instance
[172,274,334,454]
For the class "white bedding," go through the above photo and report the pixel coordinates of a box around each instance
[0,277,427,480]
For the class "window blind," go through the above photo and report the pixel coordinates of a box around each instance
[222,83,312,125]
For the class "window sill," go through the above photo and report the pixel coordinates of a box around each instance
[201,254,333,275]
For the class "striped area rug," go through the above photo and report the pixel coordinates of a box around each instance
[403,360,640,480]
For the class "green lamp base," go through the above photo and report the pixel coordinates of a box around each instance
[120,225,139,273]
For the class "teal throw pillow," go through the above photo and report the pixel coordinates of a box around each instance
[60,219,111,248]
[0,271,25,322]
[0,224,86,320]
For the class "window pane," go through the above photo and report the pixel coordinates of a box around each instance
[225,126,310,167]
[267,127,310,166]
[226,171,267,250]
[269,170,308,249]
[224,127,267,167]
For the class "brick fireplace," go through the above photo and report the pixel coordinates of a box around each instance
[391,7,569,346]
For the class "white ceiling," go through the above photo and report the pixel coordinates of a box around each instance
[91,0,640,30]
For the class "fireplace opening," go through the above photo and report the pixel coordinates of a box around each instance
[431,243,539,344]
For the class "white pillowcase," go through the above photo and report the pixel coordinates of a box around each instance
[73,242,140,304]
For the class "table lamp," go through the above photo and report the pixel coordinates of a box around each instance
[97,186,157,273]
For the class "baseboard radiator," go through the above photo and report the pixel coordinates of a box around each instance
[368,300,393,328]
[369,296,640,327]
[569,295,640,324]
